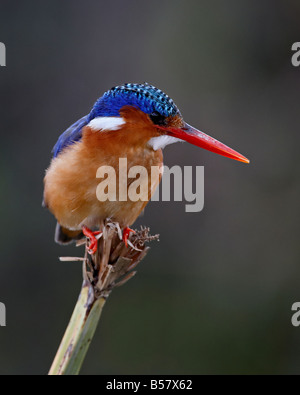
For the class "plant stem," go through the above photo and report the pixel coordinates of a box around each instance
[48,222,158,375]
[48,281,105,375]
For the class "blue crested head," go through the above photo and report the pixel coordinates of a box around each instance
[53,83,181,158]
[89,83,181,121]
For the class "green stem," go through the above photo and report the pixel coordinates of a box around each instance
[48,282,106,375]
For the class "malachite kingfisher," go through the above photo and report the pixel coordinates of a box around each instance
[43,83,249,253]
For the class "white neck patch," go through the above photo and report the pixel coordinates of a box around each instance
[148,135,184,151]
[87,116,125,131]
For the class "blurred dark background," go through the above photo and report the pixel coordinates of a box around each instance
[0,0,300,375]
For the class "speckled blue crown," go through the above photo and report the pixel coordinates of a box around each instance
[89,83,180,119]
[53,83,180,158]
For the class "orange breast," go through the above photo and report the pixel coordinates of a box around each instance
[43,107,163,230]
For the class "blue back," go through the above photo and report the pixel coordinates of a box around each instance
[52,115,89,158]
[52,83,180,158]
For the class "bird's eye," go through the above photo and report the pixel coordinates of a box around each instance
[149,111,167,126]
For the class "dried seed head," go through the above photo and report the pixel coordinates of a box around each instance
[72,221,159,299]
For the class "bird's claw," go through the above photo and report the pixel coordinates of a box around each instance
[82,226,102,255]
[123,227,136,248]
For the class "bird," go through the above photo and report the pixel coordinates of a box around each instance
[43,82,249,254]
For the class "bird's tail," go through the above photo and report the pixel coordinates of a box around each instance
[55,222,83,245]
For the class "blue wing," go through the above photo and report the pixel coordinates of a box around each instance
[52,115,90,158]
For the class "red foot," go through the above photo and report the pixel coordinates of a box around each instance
[123,227,136,248]
[82,226,102,254]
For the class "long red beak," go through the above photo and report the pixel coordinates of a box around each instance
[162,123,250,164]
